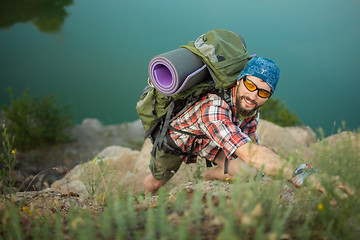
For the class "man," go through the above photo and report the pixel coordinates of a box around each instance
[144,56,295,195]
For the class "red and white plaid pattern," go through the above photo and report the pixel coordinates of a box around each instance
[169,86,259,163]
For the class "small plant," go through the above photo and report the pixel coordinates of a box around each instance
[0,122,17,196]
[2,88,73,151]
[193,158,206,181]
[84,155,113,204]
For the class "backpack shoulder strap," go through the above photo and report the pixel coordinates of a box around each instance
[211,88,233,174]
[151,101,175,157]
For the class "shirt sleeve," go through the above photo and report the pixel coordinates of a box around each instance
[198,97,252,160]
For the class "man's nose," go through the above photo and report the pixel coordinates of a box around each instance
[247,90,258,101]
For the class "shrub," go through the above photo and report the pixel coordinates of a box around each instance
[2,88,73,151]
[261,97,302,127]
[0,122,16,195]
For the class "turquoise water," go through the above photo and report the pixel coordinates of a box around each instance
[1,0,359,135]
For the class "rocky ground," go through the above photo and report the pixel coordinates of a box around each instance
[7,117,321,193]
[6,179,296,217]
[11,118,146,192]
[4,118,318,206]
[10,117,317,194]
[3,117,358,230]
[2,117,358,240]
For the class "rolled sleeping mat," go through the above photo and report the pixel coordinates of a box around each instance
[148,48,210,96]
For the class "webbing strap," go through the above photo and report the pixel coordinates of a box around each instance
[151,101,175,157]
[185,139,197,164]
[224,157,229,174]
[169,125,207,139]
[218,89,231,175]
[206,159,213,168]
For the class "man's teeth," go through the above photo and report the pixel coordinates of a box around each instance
[245,99,254,104]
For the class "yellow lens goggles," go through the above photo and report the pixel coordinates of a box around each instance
[243,77,273,98]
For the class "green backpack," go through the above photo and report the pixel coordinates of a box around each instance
[136,29,251,157]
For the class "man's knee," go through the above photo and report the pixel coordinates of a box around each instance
[144,174,159,186]
[144,174,167,193]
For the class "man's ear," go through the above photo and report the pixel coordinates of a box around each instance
[236,80,241,86]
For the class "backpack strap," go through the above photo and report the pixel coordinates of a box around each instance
[151,101,175,157]
[168,125,207,138]
[168,125,209,165]
[216,88,232,105]
[211,88,232,174]
[224,157,229,174]
[150,93,206,157]
[184,139,214,168]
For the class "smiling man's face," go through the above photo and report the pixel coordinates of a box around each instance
[235,75,272,117]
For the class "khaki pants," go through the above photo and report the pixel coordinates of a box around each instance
[149,148,183,181]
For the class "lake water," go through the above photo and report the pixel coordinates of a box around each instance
[1,0,359,136]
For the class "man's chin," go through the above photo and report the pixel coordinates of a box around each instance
[237,107,256,118]
[240,103,256,113]
[236,96,260,117]
[243,105,256,112]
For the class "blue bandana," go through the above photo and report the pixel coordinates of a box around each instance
[237,57,280,92]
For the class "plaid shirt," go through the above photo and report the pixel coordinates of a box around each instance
[169,86,260,163]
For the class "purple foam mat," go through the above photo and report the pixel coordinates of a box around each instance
[148,48,209,96]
